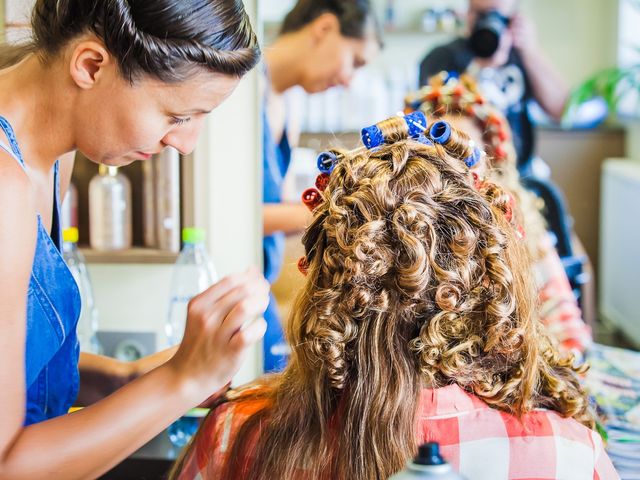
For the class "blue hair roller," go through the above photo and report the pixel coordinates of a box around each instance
[361,124,385,150]
[317,151,339,174]
[444,71,459,83]
[465,147,482,168]
[405,111,428,138]
[361,112,428,150]
[416,134,433,146]
[429,121,452,144]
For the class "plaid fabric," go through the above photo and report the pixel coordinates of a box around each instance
[534,235,592,353]
[177,384,618,480]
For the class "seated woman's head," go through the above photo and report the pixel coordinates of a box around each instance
[176,114,592,480]
[405,72,548,257]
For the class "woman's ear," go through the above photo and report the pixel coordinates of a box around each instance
[69,39,113,89]
[309,12,341,44]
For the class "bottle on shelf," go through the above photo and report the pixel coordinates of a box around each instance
[62,227,102,354]
[154,147,181,253]
[165,228,218,347]
[89,165,132,251]
[61,180,79,231]
[142,159,157,248]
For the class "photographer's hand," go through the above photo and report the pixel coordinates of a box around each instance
[510,14,539,55]
[510,13,569,121]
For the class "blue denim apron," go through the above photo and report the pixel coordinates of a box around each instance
[0,116,81,426]
[262,109,291,373]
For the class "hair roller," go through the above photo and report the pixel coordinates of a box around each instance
[361,112,428,149]
[429,121,475,163]
[315,173,330,192]
[302,188,323,211]
[297,256,309,276]
[465,147,483,168]
[317,151,340,174]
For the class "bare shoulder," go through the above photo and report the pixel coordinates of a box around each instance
[0,150,37,258]
[0,149,33,204]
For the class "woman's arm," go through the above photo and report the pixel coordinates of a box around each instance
[76,347,178,406]
[0,156,37,464]
[1,239,268,480]
[263,203,312,236]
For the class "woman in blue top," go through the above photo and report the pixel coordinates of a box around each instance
[262,0,382,371]
[0,0,269,477]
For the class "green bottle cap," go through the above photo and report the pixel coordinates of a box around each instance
[182,227,206,244]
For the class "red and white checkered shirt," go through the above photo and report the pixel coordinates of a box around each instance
[534,234,592,354]
[177,383,618,480]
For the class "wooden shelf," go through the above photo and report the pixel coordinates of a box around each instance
[81,248,178,265]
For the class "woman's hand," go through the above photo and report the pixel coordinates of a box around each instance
[166,267,269,403]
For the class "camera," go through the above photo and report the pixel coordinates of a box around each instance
[468,10,511,58]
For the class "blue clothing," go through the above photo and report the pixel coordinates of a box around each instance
[262,109,291,373]
[0,116,81,426]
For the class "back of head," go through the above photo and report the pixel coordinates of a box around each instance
[405,72,549,259]
[211,116,592,479]
[281,0,381,44]
[29,0,260,82]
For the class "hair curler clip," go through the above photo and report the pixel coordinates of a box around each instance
[465,147,482,168]
[302,187,323,211]
[297,256,309,276]
[315,173,330,192]
[317,151,339,174]
[429,121,452,144]
[361,111,428,149]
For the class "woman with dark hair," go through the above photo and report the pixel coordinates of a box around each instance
[0,1,268,477]
[262,0,382,371]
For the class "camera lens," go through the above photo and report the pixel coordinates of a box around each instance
[469,11,510,58]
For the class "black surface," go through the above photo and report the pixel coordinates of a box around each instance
[99,430,181,480]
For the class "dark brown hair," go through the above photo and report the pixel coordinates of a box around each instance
[281,0,382,46]
[28,0,260,82]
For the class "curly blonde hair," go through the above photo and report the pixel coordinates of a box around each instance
[177,117,592,480]
[406,72,549,260]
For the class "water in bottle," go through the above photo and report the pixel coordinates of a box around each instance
[62,227,102,354]
[165,228,217,447]
[165,228,218,347]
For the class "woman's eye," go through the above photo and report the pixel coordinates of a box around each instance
[170,116,191,126]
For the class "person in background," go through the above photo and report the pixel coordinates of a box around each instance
[172,115,616,480]
[262,0,382,371]
[405,72,592,356]
[419,0,569,174]
[0,1,269,478]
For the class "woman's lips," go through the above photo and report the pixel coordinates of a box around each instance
[136,151,154,160]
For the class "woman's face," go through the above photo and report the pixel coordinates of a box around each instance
[298,28,380,94]
[72,56,239,166]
